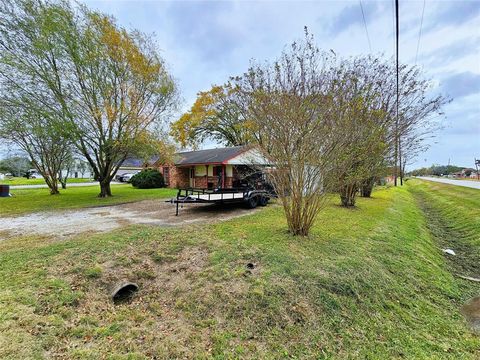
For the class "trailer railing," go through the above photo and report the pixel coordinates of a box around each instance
[170,187,270,216]
[176,187,251,202]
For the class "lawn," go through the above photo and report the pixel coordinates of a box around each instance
[0,185,178,216]
[0,177,94,186]
[0,182,478,358]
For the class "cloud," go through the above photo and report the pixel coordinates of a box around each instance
[424,1,480,32]
[163,1,244,65]
[420,37,480,66]
[441,71,480,99]
[326,1,381,35]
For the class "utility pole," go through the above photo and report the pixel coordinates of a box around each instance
[394,0,400,186]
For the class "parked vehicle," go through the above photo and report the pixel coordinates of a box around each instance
[117,172,139,182]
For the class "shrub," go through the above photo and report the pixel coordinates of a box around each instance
[130,169,165,189]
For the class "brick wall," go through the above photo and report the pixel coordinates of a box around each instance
[159,165,189,188]
[159,165,235,189]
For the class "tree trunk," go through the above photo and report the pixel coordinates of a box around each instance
[49,182,60,195]
[361,177,375,197]
[42,173,60,195]
[99,180,112,197]
[340,184,357,207]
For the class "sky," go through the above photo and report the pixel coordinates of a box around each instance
[3,0,478,169]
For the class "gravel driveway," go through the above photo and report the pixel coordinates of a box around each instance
[0,200,259,240]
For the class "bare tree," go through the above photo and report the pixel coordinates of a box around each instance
[234,31,339,236]
[327,56,392,205]
[329,56,447,198]
[387,64,448,185]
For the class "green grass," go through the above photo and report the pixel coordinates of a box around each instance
[0,185,177,216]
[0,183,478,358]
[0,177,94,186]
[408,179,480,279]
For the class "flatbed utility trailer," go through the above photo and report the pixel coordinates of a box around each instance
[169,187,271,216]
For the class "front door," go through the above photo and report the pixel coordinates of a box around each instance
[213,165,223,188]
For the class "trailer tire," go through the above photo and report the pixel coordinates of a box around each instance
[246,196,258,209]
[259,196,268,207]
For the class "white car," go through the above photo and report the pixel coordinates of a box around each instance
[119,172,139,182]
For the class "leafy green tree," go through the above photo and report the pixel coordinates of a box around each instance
[170,84,255,148]
[0,0,74,194]
[0,156,31,177]
[0,0,178,197]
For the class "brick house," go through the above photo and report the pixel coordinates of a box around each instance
[156,146,269,189]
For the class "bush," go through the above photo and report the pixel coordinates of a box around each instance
[130,169,165,189]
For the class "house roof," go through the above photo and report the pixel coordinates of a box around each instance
[174,146,248,166]
[120,156,160,168]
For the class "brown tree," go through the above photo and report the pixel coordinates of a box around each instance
[234,31,339,236]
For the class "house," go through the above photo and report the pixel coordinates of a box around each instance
[461,168,476,177]
[117,156,159,177]
[157,146,269,189]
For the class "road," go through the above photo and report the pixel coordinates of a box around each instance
[419,177,480,190]
[9,181,125,189]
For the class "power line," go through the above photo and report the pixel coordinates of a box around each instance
[415,0,426,65]
[359,0,372,53]
[391,0,396,57]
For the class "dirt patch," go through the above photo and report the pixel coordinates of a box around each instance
[0,200,258,240]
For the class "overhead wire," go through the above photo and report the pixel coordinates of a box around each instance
[415,0,426,65]
[391,0,396,57]
[359,0,372,53]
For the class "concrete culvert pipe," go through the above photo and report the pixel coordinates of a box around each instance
[111,282,138,304]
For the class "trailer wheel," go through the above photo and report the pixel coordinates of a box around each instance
[259,196,269,207]
[247,196,258,209]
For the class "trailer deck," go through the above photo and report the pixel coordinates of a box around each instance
[169,187,270,216]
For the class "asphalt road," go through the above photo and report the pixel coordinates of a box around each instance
[9,181,125,189]
[419,177,480,190]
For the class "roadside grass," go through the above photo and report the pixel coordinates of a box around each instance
[408,179,480,279]
[0,177,94,186]
[0,185,177,217]
[0,185,478,358]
